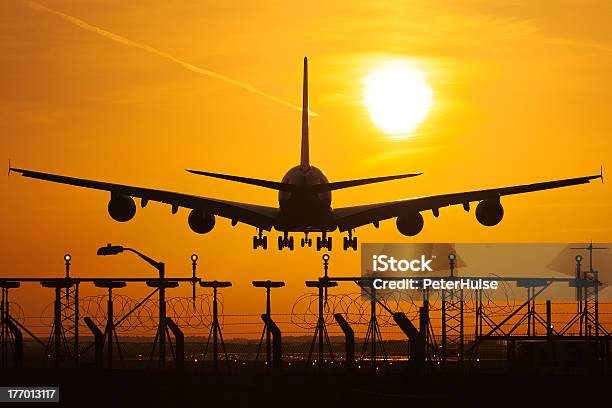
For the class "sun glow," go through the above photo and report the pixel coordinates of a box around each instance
[363,61,434,137]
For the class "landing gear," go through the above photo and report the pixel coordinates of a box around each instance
[316,232,332,251]
[277,232,294,251]
[300,232,313,248]
[253,229,267,250]
[343,230,358,251]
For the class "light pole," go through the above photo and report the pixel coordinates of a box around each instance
[97,243,171,368]
[97,244,165,278]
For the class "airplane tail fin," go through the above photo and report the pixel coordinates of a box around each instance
[300,57,310,171]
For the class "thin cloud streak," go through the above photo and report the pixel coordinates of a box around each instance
[21,0,318,115]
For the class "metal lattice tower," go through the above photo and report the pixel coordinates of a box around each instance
[61,284,79,358]
[42,255,79,366]
[442,287,464,363]
[441,253,463,365]
[42,282,79,366]
[0,282,22,368]
[571,244,609,336]
[583,269,600,336]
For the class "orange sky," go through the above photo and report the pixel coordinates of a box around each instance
[1,0,611,330]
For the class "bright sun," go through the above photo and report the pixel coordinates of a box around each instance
[363,61,434,137]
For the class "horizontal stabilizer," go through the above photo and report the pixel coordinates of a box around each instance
[186,169,296,192]
[311,173,422,192]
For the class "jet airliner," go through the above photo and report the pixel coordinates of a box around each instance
[9,58,602,251]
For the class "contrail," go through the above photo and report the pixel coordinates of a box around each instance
[21,0,316,115]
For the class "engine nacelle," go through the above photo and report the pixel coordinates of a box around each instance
[475,199,504,226]
[396,212,424,236]
[108,194,136,222]
[188,209,216,234]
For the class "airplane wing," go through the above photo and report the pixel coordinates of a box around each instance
[333,172,603,231]
[9,168,279,230]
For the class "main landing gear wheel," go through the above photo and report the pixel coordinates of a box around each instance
[343,231,358,251]
[316,235,332,251]
[343,236,358,251]
[277,234,294,251]
[253,230,267,250]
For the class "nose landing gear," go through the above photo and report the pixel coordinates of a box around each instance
[300,232,313,247]
[253,229,268,250]
[342,230,358,251]
[277,232,294,250]
[316,232,332,251]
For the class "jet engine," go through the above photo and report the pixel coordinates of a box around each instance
[475,199,504,226]
[188,209,216,234]
[396,212,424,236]
[108,194,136,222]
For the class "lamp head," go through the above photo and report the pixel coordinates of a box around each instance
[448,253,456,261]
[97,243,124,256]
[253,280,285,288]
[576,254,583,263]
[191,254,198,262]
[64,254,72,262]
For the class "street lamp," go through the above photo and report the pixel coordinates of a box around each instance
[97,243,165,278]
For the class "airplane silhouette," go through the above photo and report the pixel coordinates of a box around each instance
[9,58,603,251]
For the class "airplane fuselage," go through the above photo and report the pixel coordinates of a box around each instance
[277,165,332,231]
